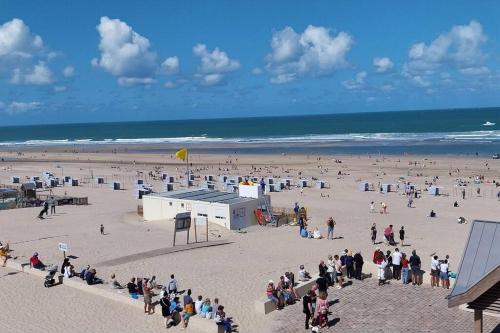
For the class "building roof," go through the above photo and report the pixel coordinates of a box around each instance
[448,220,500,308]
[0,188,17,199]
[148,188,256,204]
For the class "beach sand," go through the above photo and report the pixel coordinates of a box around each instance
[1,149,499,332]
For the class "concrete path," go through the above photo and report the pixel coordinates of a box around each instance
[93,240,232,267]
[269,278,500,333]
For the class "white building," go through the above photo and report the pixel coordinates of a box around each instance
[142,188,268,230]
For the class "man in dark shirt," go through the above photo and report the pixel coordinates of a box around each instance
[127,277,138,294]
[353,251,364,280]
[409,250,422,285]
[316,275,329,299]
[302,293,312,329]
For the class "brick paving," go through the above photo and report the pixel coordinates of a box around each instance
[270,279,500,333]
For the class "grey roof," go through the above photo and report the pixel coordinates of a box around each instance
[149,188,256,204]
[449,220,500,299]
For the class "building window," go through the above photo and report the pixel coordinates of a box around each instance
[197,213,208,217]
[181,203,184,208]
[169,202,172,206]
[215,216,226,220]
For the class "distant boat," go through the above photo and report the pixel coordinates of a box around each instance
[483,121,496,126]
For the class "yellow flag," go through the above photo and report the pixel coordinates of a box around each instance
[175,148,188,161]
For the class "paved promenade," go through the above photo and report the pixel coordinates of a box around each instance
[270,279,500,333]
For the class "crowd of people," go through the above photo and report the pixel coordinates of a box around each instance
[122,274,233,332]
[265,248,365,330]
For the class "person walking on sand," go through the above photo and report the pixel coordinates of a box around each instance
[462,188,466,200]
[100,224,104,235]
[381,202,387,214]
[50,197,56,214]
[371,223,377,244]
[370,201,375,213]
[143,278,154,314]
[37,201,49,219]
[326,217,336,240]
[399,226,405,246]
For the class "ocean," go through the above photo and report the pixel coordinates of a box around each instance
[1,108,500,155]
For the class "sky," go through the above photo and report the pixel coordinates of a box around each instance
[1,0,500,125]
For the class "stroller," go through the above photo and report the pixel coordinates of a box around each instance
[44,265,59,288]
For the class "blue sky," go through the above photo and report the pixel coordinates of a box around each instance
[1,0,500,125]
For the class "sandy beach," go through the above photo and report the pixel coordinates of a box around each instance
[1,148,499,333]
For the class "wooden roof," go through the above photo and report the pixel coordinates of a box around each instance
[448,220,500,308]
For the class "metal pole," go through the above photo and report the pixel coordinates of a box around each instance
[186,152,190,188]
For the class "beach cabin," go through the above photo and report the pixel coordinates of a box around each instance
[46,178,58,187]
[202,181,216,190]
[381,184,392,193]
[137,179,144,185]
[35,181,43,189]
[64,176,72,183]
[0,188,17,210]
[265,184,275,193]
[189,174,195,181]
[96,177,105,184]
[267,178,274,185]
[405,184,416,194]
[21,182,36,199]
[11,176,20,184]
[358,182,369,192]
[315,181,326,189]
[111,181,121,190]
[428,186,441,196]
[299,179,308,188]
[31,176,40,182]
[71,179,79,186]
[142,188,268,230]
[136,187,152,199]
[163,182,174,192]
[219,175,228,183]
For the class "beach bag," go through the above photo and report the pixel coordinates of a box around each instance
[449,272,457,279]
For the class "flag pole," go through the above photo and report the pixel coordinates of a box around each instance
[186,150,190,188]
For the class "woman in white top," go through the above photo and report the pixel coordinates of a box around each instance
[377,257,387,286]
[327,255,335,287]
[439,260,450,289]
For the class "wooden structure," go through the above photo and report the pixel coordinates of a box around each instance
[173,212,191,246]
[448,220,500,333]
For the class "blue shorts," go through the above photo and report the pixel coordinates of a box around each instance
[440,271,449,280]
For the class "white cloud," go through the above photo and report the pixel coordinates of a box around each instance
[2,101,42,115]
[265,25,353,84]
[0,18,43,57]
[10,61,53,85]
[53,85,67,92]
[380,84,394,92]
[252,67,263,75]
[403,21,488,87]
[63,66,75,77]
[459,66,490,76]
[94,16,158,85]
[117,77,156,87]
[0,19,57,85]
[270,73,296,84]
[342,71,367,90]
[164,81,176,89]
[193,43,240,86]
[373,57,393,73]
[161,56,179,74]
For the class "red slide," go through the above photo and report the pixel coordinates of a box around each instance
[254,209,267,225]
